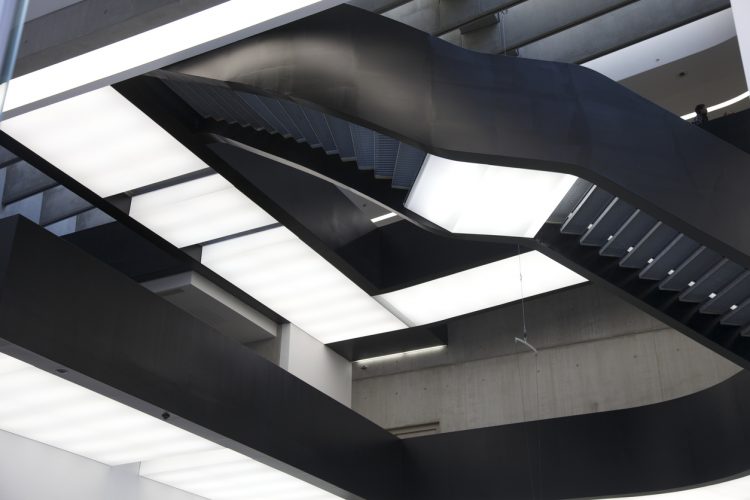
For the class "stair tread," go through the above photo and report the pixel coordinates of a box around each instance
[560,186,614,235]
[620,222,679,269]
[580,197,636,247]
[658,245,720,291]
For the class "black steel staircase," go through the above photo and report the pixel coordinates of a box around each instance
[163,79,427,190]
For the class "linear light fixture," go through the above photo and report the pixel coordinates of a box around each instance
[129,174,278,248]
[377,251,586,326]
[680,91,750,120]
[0,86,207,197]
[201,226,407,343]
[0,351,341,499]
[406,155,577,238]
[355,345,446,365]
[3,0,340,116]
[371,212,398,223]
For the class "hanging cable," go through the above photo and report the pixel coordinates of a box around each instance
[514,244,537,352]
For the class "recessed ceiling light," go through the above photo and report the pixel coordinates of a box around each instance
[377,251,586,326]
[129,174,277,248]
[0,86,207,197]
[405,155,577,238]
[3,1,340,115]
[201,226,406,343]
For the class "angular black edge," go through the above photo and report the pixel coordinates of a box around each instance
[0,216,408,500]
[161,4,750,272]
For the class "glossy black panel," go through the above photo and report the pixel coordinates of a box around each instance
[4,216,750,498]
[0,216,407,500]
[406,369,750,500]
[163,5,750,270]
[116,76,523,294]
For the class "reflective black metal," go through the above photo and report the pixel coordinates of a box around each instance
[4,216,750,499]
[162,4,750,272]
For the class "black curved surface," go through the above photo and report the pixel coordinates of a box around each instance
[406,368,750,500]
[163,4,750,272]
[3,215,750,499]
[114,75,525,296]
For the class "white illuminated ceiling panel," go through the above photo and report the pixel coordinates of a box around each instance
[129,174,277,248]
[0,352,214,466]
[201,226,407,343]
[377,251,586,326]
[0,86,206,197]
[141,448,340,500]
[0,351,342,499]
[3,0,339,115]
[406,155,577,238]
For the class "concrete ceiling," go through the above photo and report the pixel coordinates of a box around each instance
[351,0,731,64]
[621,36,748,118]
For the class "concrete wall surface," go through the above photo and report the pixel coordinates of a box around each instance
[352,284,742,433]
[280,323,353,407]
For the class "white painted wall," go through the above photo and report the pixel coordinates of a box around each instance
[0,429,204,500]
[279,323,352,406]
[732,0,750,91]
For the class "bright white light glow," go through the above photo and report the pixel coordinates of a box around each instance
[201,226,407,343]
[0,87,206,197]
[680,91,750,120]
[141,448,340,500]
[406,155,577,238]
[371,212,398,223]
[612,474,750,500]
[355,345,446,364]
[0,352,214,466]
[129,174,277,248]
[377,251,586,326]
[3,0,336,115]
[0,352,341,499]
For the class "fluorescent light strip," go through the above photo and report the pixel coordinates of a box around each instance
[371,212,398,223]
[406,155,577,238]
[129,174,277,248]
[377,251,586,326]
[355,345,446,364]
[680,91,750,120]
[201,226,407,343]
[3,0,338,115]
[0,352,341,499]
[0,86,207,197]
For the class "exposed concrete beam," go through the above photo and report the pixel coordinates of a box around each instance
[518,0,730,63]
[440,0,636,54]
[381,0,526,36]
[15,0,227,77]
[346,0,410,14]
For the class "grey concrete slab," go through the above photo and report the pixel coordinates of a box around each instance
[15,0,228,76]
[39,185,91,226]
[351,284,741,433]
[440,0,635,54]
[347,0,411,14]
[2,160,56,205]
[382,0,521,36]
[517,0,729,63]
